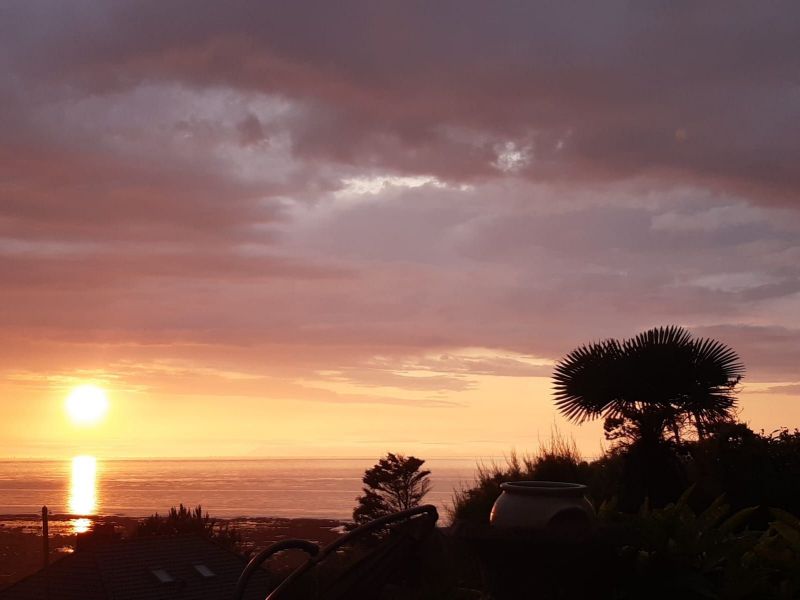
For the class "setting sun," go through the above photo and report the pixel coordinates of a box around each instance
[65,385,109,426]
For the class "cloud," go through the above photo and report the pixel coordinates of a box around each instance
[1,1,799,449]
[4,2,799,202]
[763,384,800,396]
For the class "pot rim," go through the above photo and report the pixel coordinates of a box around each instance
[499,480,587,496]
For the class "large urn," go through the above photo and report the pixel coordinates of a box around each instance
[462,481,604,599]
[489,481,595,531]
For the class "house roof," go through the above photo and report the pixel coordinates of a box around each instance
[0,535,270,600]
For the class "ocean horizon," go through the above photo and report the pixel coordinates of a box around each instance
[0,457,480,521]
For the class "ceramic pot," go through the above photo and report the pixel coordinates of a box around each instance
[489,481,595,530]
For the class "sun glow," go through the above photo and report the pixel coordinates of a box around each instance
[65,385,109,426]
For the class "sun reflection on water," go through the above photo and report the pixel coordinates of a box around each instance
[69,456,98,534]
[71,517,92,534]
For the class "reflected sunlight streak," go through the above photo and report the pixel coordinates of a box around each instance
[71,517,92,534]
[69,456,98,534]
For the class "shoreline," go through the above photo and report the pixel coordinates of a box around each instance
[0,514,351,538]
[0,513,348,590]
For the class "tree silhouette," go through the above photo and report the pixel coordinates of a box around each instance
[553,326,744,446]
[553,326,744,508]
[353,453,432,525]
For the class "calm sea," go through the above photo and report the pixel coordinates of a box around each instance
[0,458,479,521]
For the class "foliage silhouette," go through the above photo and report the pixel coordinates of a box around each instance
[353,453,431,526]
[689,425,800,519]
[600,488,800,599]
[553,325,744,445]
[134,503,242,553]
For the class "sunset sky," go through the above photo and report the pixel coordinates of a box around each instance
[2,2,799,459]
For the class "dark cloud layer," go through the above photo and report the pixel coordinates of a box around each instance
[4,2,799,200]
[1,1,799,401]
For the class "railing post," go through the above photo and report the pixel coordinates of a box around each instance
[42,506,49,569]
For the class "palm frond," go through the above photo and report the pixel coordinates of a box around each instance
[551,326,745,436]
[552,338,623,422]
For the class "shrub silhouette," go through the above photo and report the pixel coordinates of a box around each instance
[134,504,242,552]
[689,425,800,519]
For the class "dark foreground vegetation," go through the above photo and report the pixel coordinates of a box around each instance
[448,428,800,599]
[443,327,800,598]
[452,425,800,524]
[335,380,800,598]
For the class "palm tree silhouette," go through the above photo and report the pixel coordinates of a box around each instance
[552,326,744,445]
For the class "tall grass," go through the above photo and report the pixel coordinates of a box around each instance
[449,429,588,524]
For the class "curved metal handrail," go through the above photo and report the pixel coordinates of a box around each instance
[317,504,437,563]
[233,539,320,600]
[233,505,438,600]
[265,504,437,600]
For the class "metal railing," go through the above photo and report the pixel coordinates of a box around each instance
[233,504,438,600]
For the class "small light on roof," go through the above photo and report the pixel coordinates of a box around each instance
[194,564,216,578]
[151,568,175,584]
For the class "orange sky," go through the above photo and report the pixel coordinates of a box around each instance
[3,357,799,460]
